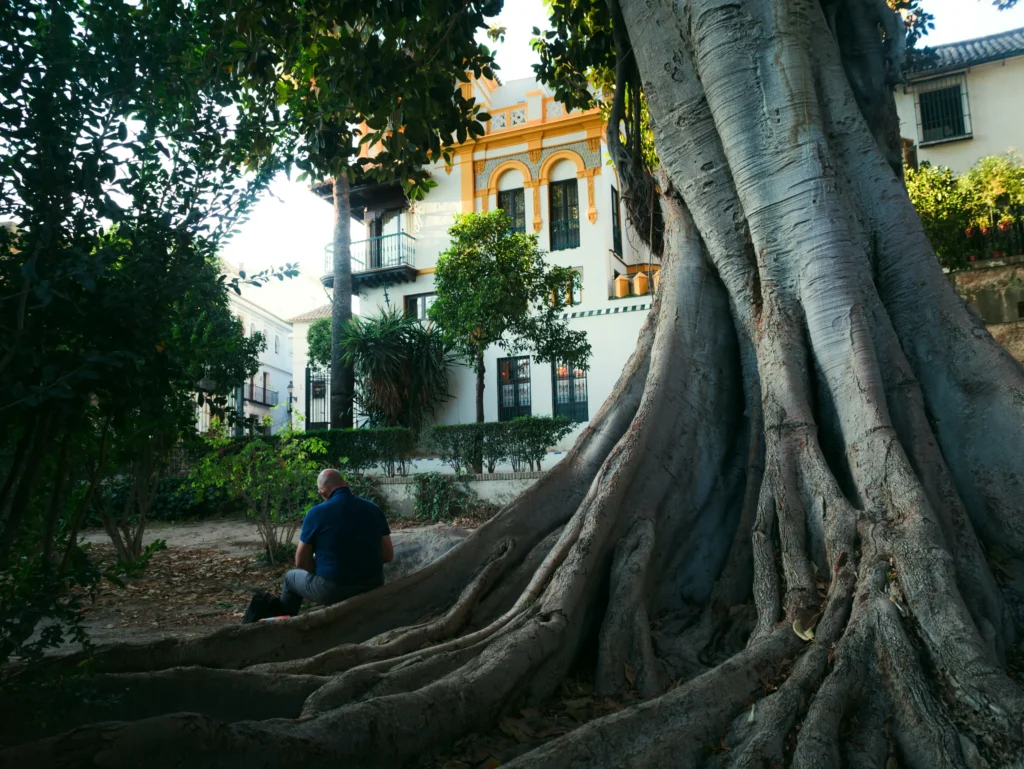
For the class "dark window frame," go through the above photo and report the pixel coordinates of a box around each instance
[404,292,436,321]
[498,187,527,234]
[497,356,532,421]
[549,179,580,251]
[611,186,623,256]
[913,74,972,146]
[552,361,589,423]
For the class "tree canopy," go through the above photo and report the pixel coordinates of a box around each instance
[430,210,591,421]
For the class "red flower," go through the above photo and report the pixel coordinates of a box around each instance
[965,226,976,237]
[998,220,1012,232]
[981,227,991,236]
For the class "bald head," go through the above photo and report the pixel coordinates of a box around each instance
[317,468,346,497]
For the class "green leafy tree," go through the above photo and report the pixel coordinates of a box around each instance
[307,317,333,371]
[430,210,591,428]
[227,0,501,429]
[191,421,327,565]
[340,304,454,432]
[0,0,281,657]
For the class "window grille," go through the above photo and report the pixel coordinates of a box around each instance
[498,188,527,234]
[913,73,972,145]
[497,356,532,421]
[549,180,580,251]
[552,362,588,423]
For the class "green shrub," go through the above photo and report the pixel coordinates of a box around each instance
[412,473,496,522]
[85,475,240,528]
[423,423,484,474]
[302,427,416,476]
[425,416,573,474]
[345,473,392,518]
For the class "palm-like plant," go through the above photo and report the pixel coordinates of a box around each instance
[340,305,453,432]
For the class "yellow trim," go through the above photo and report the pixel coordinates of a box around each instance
[470,112,603,153]
[539,149,586,182]
[457,146,475,214]
[523,180,542,233]
[486,158,533,191]
[417,267,436,275]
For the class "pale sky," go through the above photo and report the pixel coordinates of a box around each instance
[221,0,1024,316]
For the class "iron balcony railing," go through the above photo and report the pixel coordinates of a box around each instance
[324,232,416,274]
[245,385,279,406]
[550,218,580,251]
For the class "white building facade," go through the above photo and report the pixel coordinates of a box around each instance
[208,291,295,434]
[315,76,658,448]
[895,28,1024,174]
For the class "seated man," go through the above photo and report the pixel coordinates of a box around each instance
[278,468,394,617]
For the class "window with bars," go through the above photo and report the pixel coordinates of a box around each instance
[549,179,580,251]
[913,74,972,145]
[404,292,436,321]
[497,356,532,421]
[552,362,589,423]
[611,186,623,256]
[498,188,527,234]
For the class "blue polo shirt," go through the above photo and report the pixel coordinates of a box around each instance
[299,487,390,587]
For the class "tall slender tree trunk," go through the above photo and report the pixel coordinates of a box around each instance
[475,351,485,424]
[331,174,355,429]
[8,0,1024,766]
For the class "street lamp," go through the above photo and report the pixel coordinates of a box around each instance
[286,380,294,425]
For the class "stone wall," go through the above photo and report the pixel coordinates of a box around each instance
[375,471,545,518]
[949,258,1024,364]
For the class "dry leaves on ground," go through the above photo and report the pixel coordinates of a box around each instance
[79,543,288,631]
[422,678,635,768]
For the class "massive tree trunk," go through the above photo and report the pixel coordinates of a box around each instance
[330,174,355,430]
[6,1,1024,766]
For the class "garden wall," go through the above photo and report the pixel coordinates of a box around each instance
[374,471,546,518]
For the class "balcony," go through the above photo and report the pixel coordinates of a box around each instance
[322,232,418,292]
[245,385,279,406]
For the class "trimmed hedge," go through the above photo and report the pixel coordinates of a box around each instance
[294,427,416,477]
[424,416,573,473]
[85,475,241,527]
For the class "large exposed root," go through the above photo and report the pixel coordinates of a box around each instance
[5,0,1024,766]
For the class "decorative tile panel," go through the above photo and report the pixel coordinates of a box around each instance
[475,141,602,191]
[511,107,527,126]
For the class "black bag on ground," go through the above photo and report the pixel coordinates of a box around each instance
[242,592,284,624]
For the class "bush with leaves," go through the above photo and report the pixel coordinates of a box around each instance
[307,306,455,433]
[412,473,496,523]
[906,153,1024,269]
[425,417,574,474]
[344,474,392,519]
[191,421,326,564]
[302,427,416,477]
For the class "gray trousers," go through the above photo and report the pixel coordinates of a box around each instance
[279,569,374,615]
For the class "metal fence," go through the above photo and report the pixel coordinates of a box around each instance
[324,232,416,274]
[245,385,278,406]
[965,209,1024,263]
[305,367,330,431]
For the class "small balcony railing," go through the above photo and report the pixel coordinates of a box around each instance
[245,385,278,406]
[324,232,416,274]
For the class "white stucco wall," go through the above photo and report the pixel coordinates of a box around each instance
[356,142,653,449]
[895,56,1024,174]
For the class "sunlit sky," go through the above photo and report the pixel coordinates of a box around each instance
[222,0,1024,317]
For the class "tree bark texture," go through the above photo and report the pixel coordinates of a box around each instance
[6,1,1024,766]
[476,351,486,425]
[330,174,355,430]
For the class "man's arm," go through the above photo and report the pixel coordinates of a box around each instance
[295,540,315,571]
[381,535,394,564]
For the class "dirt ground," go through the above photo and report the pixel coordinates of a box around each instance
[69,517,473,650]
[73,520,290,648]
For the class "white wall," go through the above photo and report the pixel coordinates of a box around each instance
[895,56,1024,174]
[357,137,653,449]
